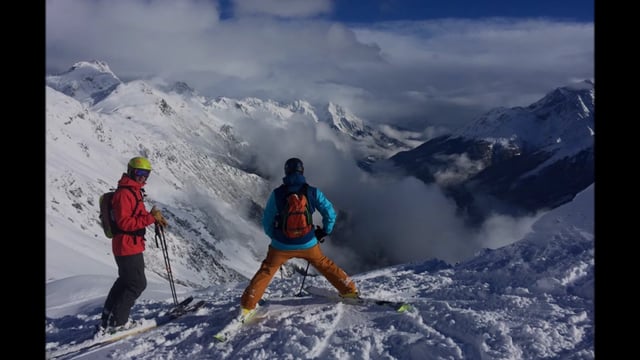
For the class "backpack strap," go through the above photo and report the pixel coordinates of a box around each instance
[275,183,311,212]
[300,183,314,225]
[304,184,316,214]
[117,186,142,215]
[112,186,145,242]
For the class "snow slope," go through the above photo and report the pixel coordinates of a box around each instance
[45,185,594,359]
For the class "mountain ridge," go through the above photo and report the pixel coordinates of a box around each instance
[389,80,594,223]
[46,59,593,286]
[47,61,418,164]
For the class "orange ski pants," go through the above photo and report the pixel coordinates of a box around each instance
[241,244,356,310]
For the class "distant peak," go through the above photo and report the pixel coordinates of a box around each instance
[290,100,316,116]
[529,80,594,112]
[564,79,594,91]
[170,81,195,95]
[456,81,594,153]
[69,60,116,75]
[47,60,122,105]
[327,101,345,115]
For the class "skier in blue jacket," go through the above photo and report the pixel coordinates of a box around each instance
[240,157,358,318]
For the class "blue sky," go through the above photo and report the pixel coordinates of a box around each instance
[46,0,593,130]
[334,0,593,22]
[217,0,594,22]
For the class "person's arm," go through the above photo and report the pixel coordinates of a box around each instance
[315,189,336,234]
[262,192,277,239]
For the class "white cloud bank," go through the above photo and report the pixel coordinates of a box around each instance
[46,0,593,129]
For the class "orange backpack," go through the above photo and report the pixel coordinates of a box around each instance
[279,184,313,238]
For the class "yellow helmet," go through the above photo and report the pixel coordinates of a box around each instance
[128,156,152,170]
[127,156,152,179]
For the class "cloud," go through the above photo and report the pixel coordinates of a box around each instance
[348,19,593,126]
[229,110,535,272]
[46,0,593,132]
[432,153,487,186]
[46,0,221,78]
[232,0,333,18]
[475,211,545,249]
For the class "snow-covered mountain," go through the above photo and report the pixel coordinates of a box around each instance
[389,80,594,223]
[46,74,270,287]
[46,60,594,358]
[46,59,594,288]
[45,184,594,359]
[47,61,415,165]
[45,60,419,287]
[208,96,414,165]
[318,102,411,169]
[46,60,123,105]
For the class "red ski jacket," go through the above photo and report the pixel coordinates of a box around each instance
[111,174,156,256]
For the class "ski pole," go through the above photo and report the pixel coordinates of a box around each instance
[160,226,178,306]
[155,224,178,306]
[295,261,310,297]
[295,229,326,297]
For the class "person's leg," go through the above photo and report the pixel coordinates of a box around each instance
[241,246,291,310]
[100,277,123,327]
[110,253,147,326]
[304,244,357,294]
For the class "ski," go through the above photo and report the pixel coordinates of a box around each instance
[304,286,412,313]
[212,306,264,343]
[47,297,205,359]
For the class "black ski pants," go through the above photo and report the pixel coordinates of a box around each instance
[102,253,147,326]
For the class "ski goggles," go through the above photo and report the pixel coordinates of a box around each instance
[133,169,151,178]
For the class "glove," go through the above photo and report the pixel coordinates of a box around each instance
[314,226,328,243]
[150,206,168,228]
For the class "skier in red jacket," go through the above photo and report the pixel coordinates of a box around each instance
[98,156,168,334]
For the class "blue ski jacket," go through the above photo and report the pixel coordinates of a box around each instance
[262,173,336,250]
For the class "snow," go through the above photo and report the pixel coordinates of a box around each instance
[45,65,594,358]
[46,61,122,105]
[45,184,593,359]
[451,81,594,182]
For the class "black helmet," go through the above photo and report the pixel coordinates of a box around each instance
[284,157,304,175]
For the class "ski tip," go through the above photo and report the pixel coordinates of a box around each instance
[192,300,207,309]
[213,334,226,342]
[396,303,412,313]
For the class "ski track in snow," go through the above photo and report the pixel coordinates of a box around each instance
[46,275,594,359]
[309,302,346,359]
